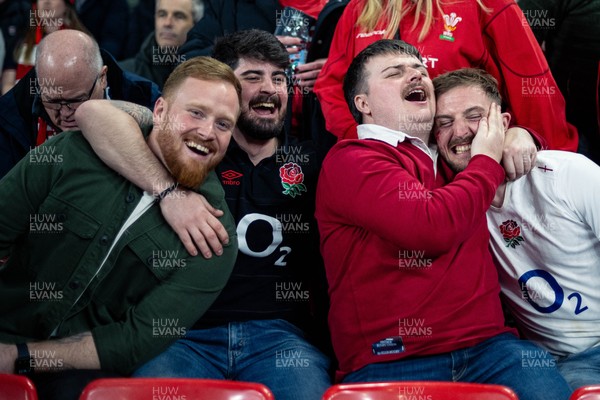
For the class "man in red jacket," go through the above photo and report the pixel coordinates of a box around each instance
[314,39,572,400]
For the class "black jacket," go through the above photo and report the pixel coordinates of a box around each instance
[119,32,173,89]
[179,0,281,59]
[0,50,161,178]
[76,0,130,60]
[518,0,600,163]
[0,0,30,70]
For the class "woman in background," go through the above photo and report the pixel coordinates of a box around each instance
[314,0,578,151]
[8,0,87,87]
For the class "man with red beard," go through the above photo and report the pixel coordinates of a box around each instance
[0,56,240,400]
[75,29,331,400]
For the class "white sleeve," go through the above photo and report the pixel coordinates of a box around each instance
[557,153,600,240]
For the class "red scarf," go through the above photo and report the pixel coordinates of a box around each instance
[36,118,59,147]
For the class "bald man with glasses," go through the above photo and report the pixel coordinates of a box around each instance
[0,29,160,178]
[39,74,100,114]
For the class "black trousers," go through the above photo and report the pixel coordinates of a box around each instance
[27,370,124,400]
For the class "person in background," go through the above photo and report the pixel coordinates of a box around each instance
[120,0,204,89]
[0,0,30,94]
[518,0,600,164]
[0,28,5,74]
[433,67,600,390]
[314,0,578,153]
[125,0,155,58]
[11,0,89,88]
[74,0,130,60]
[0,29,160,178]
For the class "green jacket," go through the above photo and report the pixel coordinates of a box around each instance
[0,131,238,375]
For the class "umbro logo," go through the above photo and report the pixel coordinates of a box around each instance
[221,170,242,186]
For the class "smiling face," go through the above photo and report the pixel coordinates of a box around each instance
[150,77,239,188]
[435,85,510,172]
[354,53,435,140]
[233,57,288,140]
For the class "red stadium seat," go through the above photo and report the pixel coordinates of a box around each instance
[79,378,274,400]
[570,385,600,400]
[0,374,38,400]
[322,381,520,400]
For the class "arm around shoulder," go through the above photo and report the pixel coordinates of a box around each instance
[317,142,504,256]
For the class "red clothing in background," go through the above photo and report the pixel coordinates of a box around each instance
[314,0,577,151]
[280,0,327,19]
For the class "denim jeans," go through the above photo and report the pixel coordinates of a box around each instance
[133,319,331,400]
[344,333,572,400]
[557,345,600,389]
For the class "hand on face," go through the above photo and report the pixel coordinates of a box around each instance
[470,103,504,164]
[501,126,537,181]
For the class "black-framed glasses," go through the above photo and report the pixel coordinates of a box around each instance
[41,74,100,111]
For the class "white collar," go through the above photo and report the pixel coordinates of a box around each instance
[357,124,438,162]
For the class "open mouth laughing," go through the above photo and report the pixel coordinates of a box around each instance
[403,84,428,102]
[449,136,475,156]
[453,143,471,155]
[249,95,281,117]
[184,140,211,156]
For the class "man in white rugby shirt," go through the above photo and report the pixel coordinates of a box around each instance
[433,67,600,390]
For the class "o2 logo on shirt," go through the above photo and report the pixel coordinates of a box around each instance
[236,213,291,266]
[518,269,588,315]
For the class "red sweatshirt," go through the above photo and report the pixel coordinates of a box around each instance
[314,0,577,151]
[280,0,327,19]
[315,130,515,380]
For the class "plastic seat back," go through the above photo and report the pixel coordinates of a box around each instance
[570,385,600,400]
[0,374,38,400]
[79,378,275,400]
[322,381,520,400]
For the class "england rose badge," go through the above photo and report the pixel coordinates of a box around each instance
[279,162,307,198]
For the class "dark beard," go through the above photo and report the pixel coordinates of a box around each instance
[237,111,285,140]
[238,93,285,140]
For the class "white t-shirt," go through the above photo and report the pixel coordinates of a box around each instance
[487,150,600,356]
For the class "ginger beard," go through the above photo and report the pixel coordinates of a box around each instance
[156,121,222,189]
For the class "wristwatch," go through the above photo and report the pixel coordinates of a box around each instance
[14,343,33,375]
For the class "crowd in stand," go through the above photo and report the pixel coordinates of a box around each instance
[0,1,598,400]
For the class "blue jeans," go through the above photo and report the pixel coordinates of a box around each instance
[133,319,331,400]
[557,345,600,389]
[344,333,572,400]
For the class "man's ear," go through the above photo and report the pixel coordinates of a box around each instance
[153,97,166,125]
[354,94,371,117]
[99,65,108,90]
[501,111,511,131]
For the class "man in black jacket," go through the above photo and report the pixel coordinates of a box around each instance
[119,0,204,89]
[0,29,160,178]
